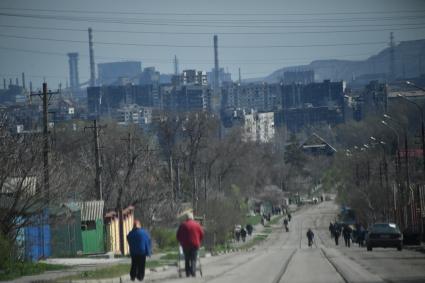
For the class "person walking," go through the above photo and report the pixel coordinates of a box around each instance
[246,224,253,236]
[283,218,289,232]
[177,212,204,277]
[334,223,341,246]
[240,227,247,242]
[235,225,241,242]
[288,213,292,222]
[343,224,352,247]
[306,228,314,247]
[329,222,335,238]
[127,219,152,282]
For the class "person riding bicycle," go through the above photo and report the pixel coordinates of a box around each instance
[306,228,314,247]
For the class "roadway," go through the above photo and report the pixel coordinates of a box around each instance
[146,201,425,283]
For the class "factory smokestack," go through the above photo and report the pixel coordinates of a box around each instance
[174,55,179,75]
[213,35,219,92]
[3,78,6,89]
[15,78,19,86]
[68,52,80,91]
[88,28,96,87]
[30,81,33,93]
[22,72,26,89]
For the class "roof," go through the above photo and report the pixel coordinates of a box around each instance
[104,205,135,219]
[72,200,104,221]
[300,133,337,154]
[1,177,37,196]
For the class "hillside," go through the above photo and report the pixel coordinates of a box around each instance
[260,39,425,83]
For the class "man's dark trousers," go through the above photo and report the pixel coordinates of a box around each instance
[183,248,198,277]
[130,255,146,281]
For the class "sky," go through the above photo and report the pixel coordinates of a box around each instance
[0,0,424,89]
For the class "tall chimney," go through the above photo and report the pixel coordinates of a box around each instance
[88,28,96,87]
[3,78,6,89]
[238,67,241,84]
[15,78,19,86]
[22,72,26,89]
[30,81,33,93]
[68,52,80,91]
[213,35,219,92]
[9,78,12,87]
[174,55,179,75]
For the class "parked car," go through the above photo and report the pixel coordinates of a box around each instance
[366,223,403,251]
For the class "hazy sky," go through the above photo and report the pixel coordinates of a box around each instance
[0,0,424,89]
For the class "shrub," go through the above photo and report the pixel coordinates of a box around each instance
[151,228,178,251]
[0,233,11,270]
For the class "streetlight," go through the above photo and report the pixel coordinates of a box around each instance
[383,114,410,230]
[381,119,403,226]
[370,136,391,222]
[397,93,425,178]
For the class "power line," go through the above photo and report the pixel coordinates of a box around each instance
[1,12,425,29]
[0,33,389,48]
[1,23,425,36]
[1,6,424,17]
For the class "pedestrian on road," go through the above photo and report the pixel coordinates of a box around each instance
[306,228,314,247]
[127,219,152,282]
[329,222,335,238]
[334,223,341,246]
[288,213,292,222]
[177,212,204,278]
[246,224,253,236]
[283,218,289,232]
[358,225,366,247]
[235,225,241,242]
[240,227,247,242]
[343,224,352,247]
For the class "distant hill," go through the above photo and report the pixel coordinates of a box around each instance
[254,39,425,84]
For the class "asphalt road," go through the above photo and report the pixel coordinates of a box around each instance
[146,201,425,283]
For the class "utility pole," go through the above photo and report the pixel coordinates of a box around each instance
[30,83,60,201]
[118,132,134,255]
[389,32,395,81]
[84,120,105,200]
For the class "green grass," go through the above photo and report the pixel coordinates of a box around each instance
[0,262,68,281]
[240,234,269,249]
[269,215,283,225]
[59,260,164,281]
[160,252,178,261]
[245,215,261,226]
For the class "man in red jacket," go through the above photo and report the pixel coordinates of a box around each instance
[176,212,204,277]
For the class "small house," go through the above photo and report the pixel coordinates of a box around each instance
[105,206,134,255]
[73,200,105,254]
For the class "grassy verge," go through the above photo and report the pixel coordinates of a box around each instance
[245,215,261,226]
[0,262,68,281]
[58,260,165,281]
[160,252,178,261]
[269,215,283,226]
[240,234,269,250]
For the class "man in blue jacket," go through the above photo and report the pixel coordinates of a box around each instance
[127,219,152,281]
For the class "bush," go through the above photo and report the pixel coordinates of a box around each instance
[151,228,178,251]
[0,233,11,270]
